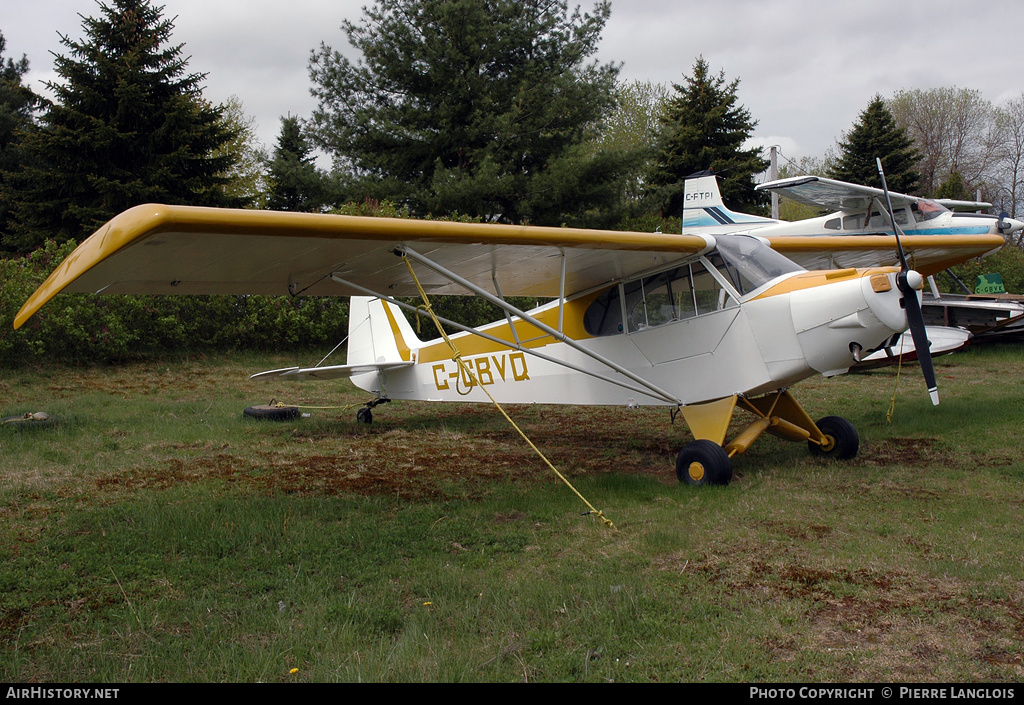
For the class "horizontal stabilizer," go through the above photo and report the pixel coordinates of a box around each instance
[250,361,415,382]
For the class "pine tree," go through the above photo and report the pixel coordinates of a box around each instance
[267,116,327,212]
[831,95,920,193]
[0,31,43,235]
[309,0,630,226]
[6,0,241,252]
[647,57,768,217]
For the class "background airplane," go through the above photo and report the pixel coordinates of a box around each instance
[681,172,1018,271]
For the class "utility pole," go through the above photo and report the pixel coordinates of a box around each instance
[770,145,779,220]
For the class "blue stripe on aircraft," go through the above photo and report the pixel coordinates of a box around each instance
[912,227,992,235]
[707,207,733,225]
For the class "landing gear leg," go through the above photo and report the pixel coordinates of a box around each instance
[672,390,862,486]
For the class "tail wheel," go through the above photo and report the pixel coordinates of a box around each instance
[676,440,733,486]
[809,416,859,460]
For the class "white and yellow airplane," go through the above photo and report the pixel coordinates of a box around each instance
[13,170,1004,486]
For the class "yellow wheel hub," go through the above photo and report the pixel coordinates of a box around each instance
[819,434,836,452]
[688,462,705,482]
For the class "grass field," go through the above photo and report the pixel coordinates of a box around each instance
[0,345,1022,682]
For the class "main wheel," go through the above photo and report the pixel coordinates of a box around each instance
[808,415,859,460]
[676,439,733,486]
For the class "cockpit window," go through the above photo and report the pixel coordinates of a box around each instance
[582,235,804,336]
[912,198,949,222]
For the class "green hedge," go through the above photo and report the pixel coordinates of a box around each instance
[0,236,538,367]
[943,246,1024,295]
[0,240,350,366]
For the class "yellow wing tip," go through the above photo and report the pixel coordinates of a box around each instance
[12,204,181,329]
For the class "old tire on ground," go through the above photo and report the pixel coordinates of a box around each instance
[676,439,733,486]
[243,405,300,421]
[1,412,55,429]
[808,415,859,460]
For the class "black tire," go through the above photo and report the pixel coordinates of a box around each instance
[676,439,733,486]
[356,407,373,424]
[809,415,859,460]
[243,405,300,421]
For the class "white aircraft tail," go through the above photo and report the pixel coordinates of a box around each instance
[347,296,422,366]
[683,173,778,233]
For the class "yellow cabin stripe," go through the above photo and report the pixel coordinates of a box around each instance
[413,292,602,363]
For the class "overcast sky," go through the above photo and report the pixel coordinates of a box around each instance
[6,0,1024,170]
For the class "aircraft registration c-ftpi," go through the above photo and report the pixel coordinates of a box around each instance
[14,163,1004,486]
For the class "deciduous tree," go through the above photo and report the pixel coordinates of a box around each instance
[991,93,1024,219]
[214,96,268,209]
[887,87,996,196]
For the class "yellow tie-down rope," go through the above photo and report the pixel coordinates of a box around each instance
[885,334,907,424]
[402,255,614,530]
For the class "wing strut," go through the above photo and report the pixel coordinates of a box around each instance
[397,246,683,406]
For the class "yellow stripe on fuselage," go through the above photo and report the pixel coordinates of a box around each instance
[382,302,413,362]
[413,291,603,364]
[752,267,900,300]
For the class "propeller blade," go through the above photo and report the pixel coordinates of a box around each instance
[876,158,939,405]
[876,158,909,271]
[898,271,939,405]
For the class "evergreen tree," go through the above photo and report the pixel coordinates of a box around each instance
[6,0,241,252]
[0,31,43,235]
[309,0,631,226]
[831,95,920,193]
[647,57,768,217]
[267,116,327,212]
[936,170,969,201]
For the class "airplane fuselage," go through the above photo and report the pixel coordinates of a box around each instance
[351,257,910,409]
[746,209,1011,240]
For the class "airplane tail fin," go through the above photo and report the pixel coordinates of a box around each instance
[347,296,422,366]
[683,173,778,232]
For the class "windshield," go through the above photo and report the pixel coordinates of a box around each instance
[713,235,805,295]
[912,198,949,222]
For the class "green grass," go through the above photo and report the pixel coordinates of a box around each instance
[0,346,1023,682]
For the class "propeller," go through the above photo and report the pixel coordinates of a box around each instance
[876,158,939,406]
[997,211,1012,234]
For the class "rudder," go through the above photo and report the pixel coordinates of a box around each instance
[347,296,422,366]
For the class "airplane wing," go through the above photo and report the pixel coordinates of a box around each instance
[14,204,713,328]
[16,204,1006,331]
[756,175,917,212]
[936,199,993,210]
[766,234,1004,276]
